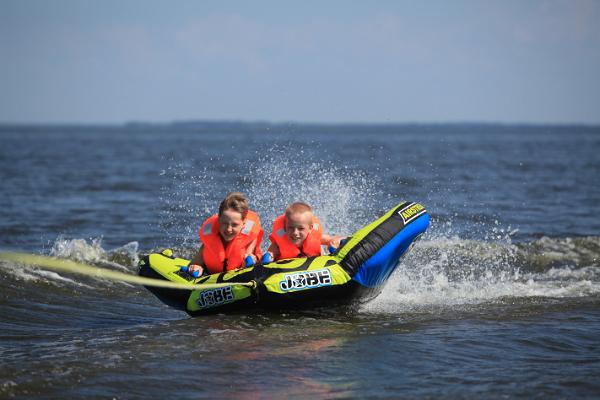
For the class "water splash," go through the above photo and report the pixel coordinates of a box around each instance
[50,236,106,263]
[246,149,385,240]
[153,144,600,313]
[0,259,94,289]
[364,235,600,314]
[158,144,386,250]
[49,236,139,270]
[158,162,215,248]
[516,236,600,271]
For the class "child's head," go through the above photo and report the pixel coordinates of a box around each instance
[217,192,249,242]
[284,202,314,246]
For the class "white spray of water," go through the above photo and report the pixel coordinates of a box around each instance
[158,161,225,248]
[364,235,600,314]
[49,236,140,270]
[159,146,387,251]
[0,261,94,289]
[154,147,600,312]
[50,236,106,263]
[0,237,142,289]
[245,150,385,243]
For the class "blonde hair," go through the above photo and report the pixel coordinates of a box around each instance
[285,202,312,219]
[218,192,249,219]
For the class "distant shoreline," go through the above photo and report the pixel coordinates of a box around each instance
[1,120,599,131]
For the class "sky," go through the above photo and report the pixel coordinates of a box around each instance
[1,0,599,125]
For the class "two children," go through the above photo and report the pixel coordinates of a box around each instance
[189,196,343,276]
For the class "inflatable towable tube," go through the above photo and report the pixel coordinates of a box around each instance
[139,201,429,316]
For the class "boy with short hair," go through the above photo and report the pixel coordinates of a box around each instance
[266,202,343,261]
[188,192,263,276]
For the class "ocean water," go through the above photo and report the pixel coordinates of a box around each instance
[0,123,599,399]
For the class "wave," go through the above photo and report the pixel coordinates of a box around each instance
[515,236,600,271]
[366,236,600,313]
[3,234,599,295]
[0,237,143,293]
[49,236,140,271]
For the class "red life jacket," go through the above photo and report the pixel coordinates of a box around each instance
[269,214,323,260]
[199,210,263,274]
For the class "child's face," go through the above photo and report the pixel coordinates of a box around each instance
[286,211,312,246]
[218,209,245,242]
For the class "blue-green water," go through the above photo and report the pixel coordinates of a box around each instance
[1,123,599,398]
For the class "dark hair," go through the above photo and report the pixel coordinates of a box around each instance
[218,192,249,219]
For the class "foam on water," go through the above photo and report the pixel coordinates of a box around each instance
[27,148,597,310]
[49,236,140,270]
[516,236,600,270]
[364,235,600,314]
[16,230,596,308]
[0,260,94,289]
[0,237,142,289]
[50,236,106,263]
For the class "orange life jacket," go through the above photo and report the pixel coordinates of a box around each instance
[269,214,323,260]
[199,210,263,274]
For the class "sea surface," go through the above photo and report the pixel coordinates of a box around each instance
[1,123,599,399]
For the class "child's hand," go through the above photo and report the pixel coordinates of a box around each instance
[243,254,257,267]
[261,251,274,264]
[329,236,345,249]
[187,264,204,276]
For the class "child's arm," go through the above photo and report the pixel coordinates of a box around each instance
[188,246,205,275]
[321,234,345,249]
[266,242,281,261]
[243,238,259,265]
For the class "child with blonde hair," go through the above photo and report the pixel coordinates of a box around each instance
[265,202,343,261]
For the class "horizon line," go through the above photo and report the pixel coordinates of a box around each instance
[1,118,599,129]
